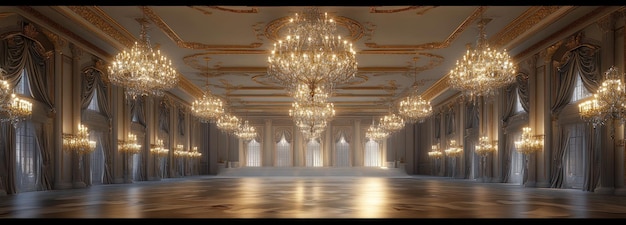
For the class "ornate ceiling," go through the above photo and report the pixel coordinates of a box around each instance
[4,5,611,118]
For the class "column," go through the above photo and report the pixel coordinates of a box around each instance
[264,119,272,167]
[49,33,71,189]
[70,44,86,188]
[353,119,361,167]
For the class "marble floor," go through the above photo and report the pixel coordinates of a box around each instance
[1,167,626,219]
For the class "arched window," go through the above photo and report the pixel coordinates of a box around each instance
[246,139,261,167]
[275,134,292,167]
[306,139,322,167]
[335,135,350,167]
[364,140,380,167]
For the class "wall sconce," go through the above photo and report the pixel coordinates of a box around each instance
[428,143,443,159]
[119,133,142,154]
[189,146,202,158]
[63,123,96,154]
[475,136,497,157]
[173,144,188,157]
[444,139,463,158]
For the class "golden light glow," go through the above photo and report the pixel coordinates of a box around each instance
[63,123,96,154]
[578,66,626,127]
[191,58,224,123]
[475,136,497,157]
[514,127,543,155]
[119,133,142,154]
[444,140,463,157]
[216,112,240,134]
[365,119,389,141]
[150,139,169,157]
[235,120,257,141]
[428,144,443,159]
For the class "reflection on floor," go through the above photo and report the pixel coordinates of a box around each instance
[1,167,626,218]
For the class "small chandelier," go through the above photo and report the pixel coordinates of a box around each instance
[428,144,443,159]
[578,66,626,127]
[63,123,97,154]
[235,120,257,141]
[514,127,543,155]
[444,140,463,158]
[398,57,433,123]
[449,15,516,101]
[150,139,169,157]
[108,17,178,99]
[379,111,404,134]
[475,136,497,157]
[216,112,240,134]
[267,8,358,92]
[119,133,142,154]
[365,119,389,141]
[191,58,224,123]
[289,100,335,138]
[173,144,188,157]
[0,71,11,105]
[189,146,202,158]
[0,93,32,127]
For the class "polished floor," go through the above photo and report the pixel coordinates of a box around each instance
[1,167,626,219]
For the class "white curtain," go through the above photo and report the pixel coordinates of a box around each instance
[565,123,586,189]
[89,131,105,185]
[275,135,291,167]
[306,139,322,167]
[15,121,40,193]
[246,140,261,167]
[508,131,523,184]
[364,140,380,167]
[335,136,350,167]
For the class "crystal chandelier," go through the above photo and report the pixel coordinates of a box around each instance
[192,59,224,123]
[216,112,240,134]
[267,8,358,92]
[173,144,188,157]
[289,82,334,140]
[514,127,543,155]
[379,111,404,134]
[0,93,32,127]
[449,16,516,101]
[108,17,178,99]
[63,123,97,154]
[578,66,626,127]
[189,146,202,158]
[0,72,11,105]
[475,136,497,157]
[150,139,169,157]
[428,144,443,159]
[398,57,433,123]
[444,140,463,157]
[235,120,257,141]
[365,119,389,141]
[119,133,142,154]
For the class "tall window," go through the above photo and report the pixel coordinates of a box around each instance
[275,134,292,167]
[87,90,100,112]
[15,121,39,192]
[514,90,524,113]
[246,139,261,167]
[364,140,381,167]
[89,131,104,185]
[565,123,586,189]
[15,70,32,97]
[306,139,322,167]
[570,73,591,103]
[509,131,523,184]
[335,135,350,167]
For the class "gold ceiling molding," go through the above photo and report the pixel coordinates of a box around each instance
[369,6,437,15]
[264,14,366,42]
[177,75,203,98]
[490,6,566,49]
[66,6,135,49]
[40,28,67,50]
[207,6,259,14]
[421,74,449,101]
[17,6,110,58]
[139,6,263,50]
[363,6,487,50]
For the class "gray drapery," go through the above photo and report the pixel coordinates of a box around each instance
[501,83,517,126]
[100,131,113,184]
[517,73,530,113]
[502,133,515,183]
[0,122,16,194]
[81,67,112,119]
[159,100,170,133]
[33,122,52,191]
[0,34,54,111]
[130,97,146,127]
[445,107,455,135]
[583,124,601,192]
[178,108,185,136]
[464,101,479,129]
[550,126,570,188]
[434,113,441,139]
[550,45,601,190]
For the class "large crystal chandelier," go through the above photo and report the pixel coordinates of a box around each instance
[216,112,240,134]
[0,73,11,105]
[267,8,358,92]
[514,127,543,155]
[235,120,257,141]
[398,57,433,123]
[191,58,224,123]
[578,66,626,127]
[475,136,497,157]
[365,119,389,141]
[449,16,516,101]
[0,93,32,127]
[108,17,178,99]
[289,83,334,140]
[63,123,97,154]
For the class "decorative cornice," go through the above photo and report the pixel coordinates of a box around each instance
[422,75,449,101]
[369,6,437,14]
[65,6,135,49]
[490,6,564,49]
[17,6,110,57]
[178,75,203,98]
[264,14,365,42]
